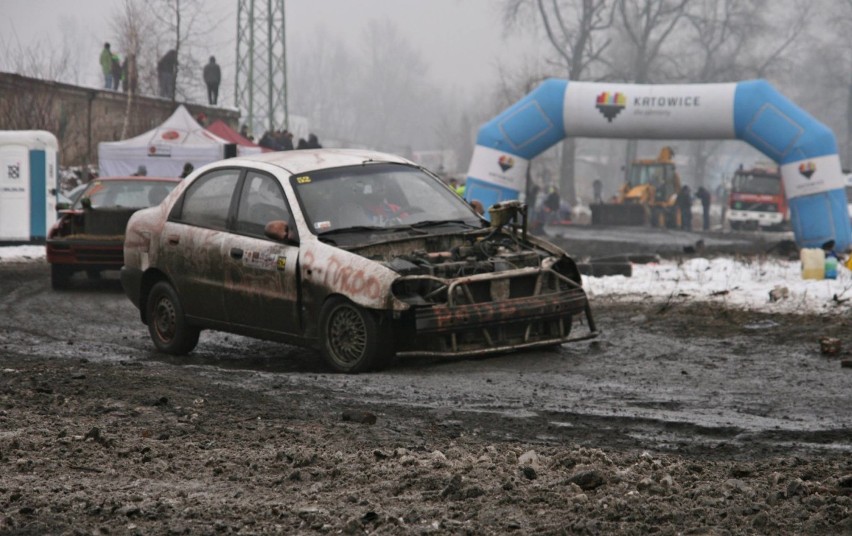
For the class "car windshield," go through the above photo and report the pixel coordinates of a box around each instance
[290,163,481,235]
[629,164,671,188]
[74,179,177,209]
[732,172,780,195]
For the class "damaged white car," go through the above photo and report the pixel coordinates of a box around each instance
[121,149,598,372]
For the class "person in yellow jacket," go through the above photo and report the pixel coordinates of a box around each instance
[448,177,465,197]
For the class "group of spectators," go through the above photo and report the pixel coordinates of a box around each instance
[100,43,221,106]
[254,129,323,152]
[99,43,138,93]
[677,185,713,231]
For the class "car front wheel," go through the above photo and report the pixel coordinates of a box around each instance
[146,281,200,355]
[319,297,393,373]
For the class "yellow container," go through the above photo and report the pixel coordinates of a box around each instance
[801,248,825,280]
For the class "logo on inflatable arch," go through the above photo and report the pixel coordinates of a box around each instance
[498,155,515,172]
[798,161,816,179]
[595,91,627,122]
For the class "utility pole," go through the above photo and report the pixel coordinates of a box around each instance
[235,0,289,137]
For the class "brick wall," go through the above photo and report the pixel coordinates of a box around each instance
[0,72,240,167]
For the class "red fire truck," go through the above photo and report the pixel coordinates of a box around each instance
[726,165,788,231]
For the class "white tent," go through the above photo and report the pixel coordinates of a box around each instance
[98,105,232,178]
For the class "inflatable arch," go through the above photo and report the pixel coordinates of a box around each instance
[464,79,852,251]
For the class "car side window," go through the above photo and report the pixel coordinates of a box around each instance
[176,169,241,230]
[234,172,292,237]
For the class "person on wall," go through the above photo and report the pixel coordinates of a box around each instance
[158,49,178,99]
[203,56,221,106]
[100,43,113,89]
[110,52,122,91]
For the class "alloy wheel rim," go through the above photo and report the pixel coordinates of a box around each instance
[328,306,367,365]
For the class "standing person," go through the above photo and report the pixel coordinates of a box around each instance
[592,179,603,204]
[157,49,178,99]
[448,177,460,194]
[696,186,712,231]
[527,184,545,233]
[677,185,693,231]
[110,53,122,91]
[282,130,294,150]
[203,56,221,105]
[307,133,322,149]
[543,186,560,224]
[99,43,113,89]
[180,163,194,179]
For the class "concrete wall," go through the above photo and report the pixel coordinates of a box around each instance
[0,72,240,167]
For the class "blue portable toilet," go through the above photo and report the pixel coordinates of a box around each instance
[0,131,59,243]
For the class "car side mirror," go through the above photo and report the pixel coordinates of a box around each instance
[81,197,92,209]
[264,220,297,244]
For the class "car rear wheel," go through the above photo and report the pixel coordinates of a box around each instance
[146,281,200,355]
[51,265,72,290]
[319,297,394,373]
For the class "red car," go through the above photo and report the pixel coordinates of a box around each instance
[47,177,180,289]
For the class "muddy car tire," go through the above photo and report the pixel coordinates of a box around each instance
[146,281,200,355]
[319,297,393,373]
[51,265,72,290]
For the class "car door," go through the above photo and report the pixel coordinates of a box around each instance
[161,168,242,323]
[222,170,300,334]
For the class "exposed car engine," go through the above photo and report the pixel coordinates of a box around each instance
[381,235,546,278]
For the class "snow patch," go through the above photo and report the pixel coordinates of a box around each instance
[0,246,46,263]
[584,257,852,315]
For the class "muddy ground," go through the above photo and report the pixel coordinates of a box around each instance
[1,256,851,535]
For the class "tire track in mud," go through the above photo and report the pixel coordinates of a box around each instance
[0,264,152,359]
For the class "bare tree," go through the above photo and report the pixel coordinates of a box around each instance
[289,30,361,143]
[609,0,689,178]
[677,0,812,187]
[614,0,689,83]
[109,0,159,137]
[0,32,74,83]
[0,34,85,162]
[148,0,229,103]
[798,0,852,168]
[288,20,451,154]
[502,0,615,203]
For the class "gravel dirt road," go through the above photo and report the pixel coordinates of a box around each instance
[1,259,850,535]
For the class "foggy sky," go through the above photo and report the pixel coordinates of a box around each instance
[2,0,546,100]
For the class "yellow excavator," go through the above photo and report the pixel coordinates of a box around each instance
[591,146,682,227]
